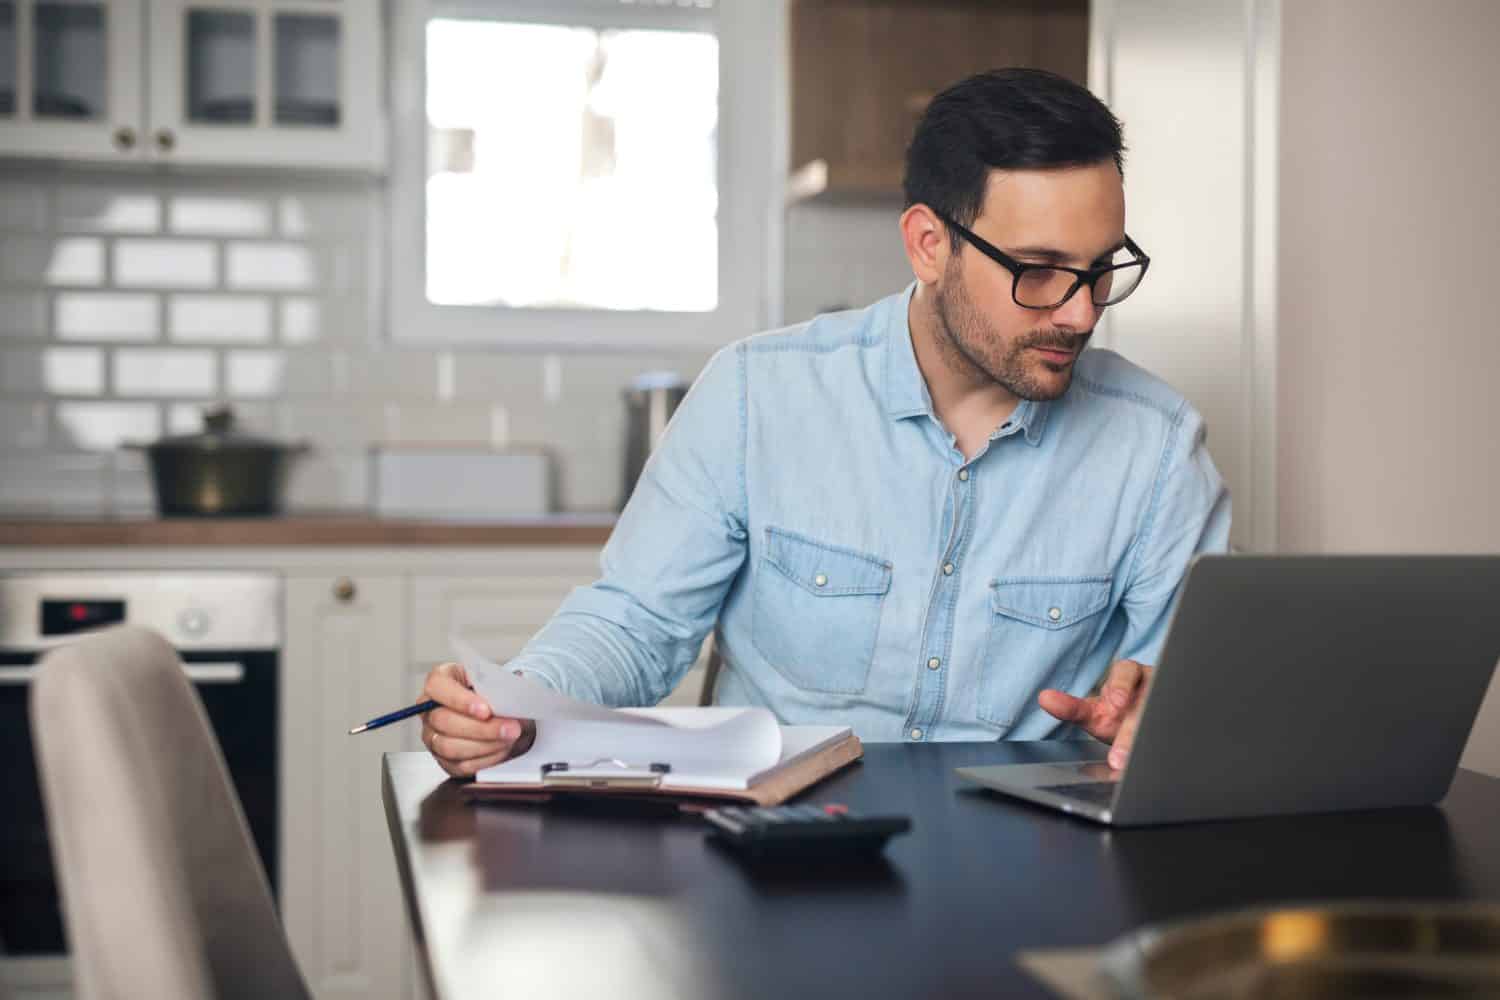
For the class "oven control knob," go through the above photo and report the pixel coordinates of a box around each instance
[178,608,211,638]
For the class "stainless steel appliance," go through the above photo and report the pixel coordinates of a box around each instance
[0,572,282,959]
[620,371,687,510]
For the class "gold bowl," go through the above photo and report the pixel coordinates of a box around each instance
[1098,902,1500,998]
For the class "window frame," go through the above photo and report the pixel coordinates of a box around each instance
[388,0,778,349]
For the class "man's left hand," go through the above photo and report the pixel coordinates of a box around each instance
[1037,659,1153,770]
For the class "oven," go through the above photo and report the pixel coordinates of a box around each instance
[0,572,281,961]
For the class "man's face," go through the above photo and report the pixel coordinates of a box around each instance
[934,162,1126,401]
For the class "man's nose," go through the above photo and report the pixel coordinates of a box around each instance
[1051,285,1101,332]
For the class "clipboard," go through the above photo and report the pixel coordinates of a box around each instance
[465,731,864,807]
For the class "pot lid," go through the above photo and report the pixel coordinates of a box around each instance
[149,405,299,451]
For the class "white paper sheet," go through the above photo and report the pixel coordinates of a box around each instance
[456,636,835,790]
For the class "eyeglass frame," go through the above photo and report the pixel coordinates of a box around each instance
[931,208,1151,311]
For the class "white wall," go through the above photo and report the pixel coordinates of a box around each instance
[1276,0,1500,777]
[1089,0,1278,554]
[1094,0,1500,777]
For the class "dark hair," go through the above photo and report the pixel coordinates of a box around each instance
[903,68,1125,241]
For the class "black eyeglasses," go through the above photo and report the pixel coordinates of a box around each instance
[933,209,1151,310]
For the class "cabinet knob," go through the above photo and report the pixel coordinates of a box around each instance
[113,127,136,151]
[333,577,357,603]
[155,129,177,152]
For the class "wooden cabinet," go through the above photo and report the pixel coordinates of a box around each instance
[788,0,1089,201]
[0,0,384,171]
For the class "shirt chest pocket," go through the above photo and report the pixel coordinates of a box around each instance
[978,576,1113,728]
[751,527,892,695]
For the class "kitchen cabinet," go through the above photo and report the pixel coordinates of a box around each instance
[283,572,411,1000]
[0,0,384,171]
[787,0,1088,202]
[0,534,715,1000]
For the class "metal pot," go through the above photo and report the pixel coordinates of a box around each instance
[125,406,308,517]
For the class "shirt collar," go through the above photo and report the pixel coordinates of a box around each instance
[882,282,1051,447]
[883,283,932,421]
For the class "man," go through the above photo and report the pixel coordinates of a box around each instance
[420,68,1230,778]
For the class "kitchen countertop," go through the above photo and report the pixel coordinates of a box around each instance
[0,514,617,547]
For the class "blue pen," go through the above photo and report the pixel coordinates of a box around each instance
[348,699,439,735]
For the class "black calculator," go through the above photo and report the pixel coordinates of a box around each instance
[703,803,911,858]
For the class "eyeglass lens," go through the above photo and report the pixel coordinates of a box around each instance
[1014,247,1145,309]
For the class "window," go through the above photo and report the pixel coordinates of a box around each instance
[390,0,779,349]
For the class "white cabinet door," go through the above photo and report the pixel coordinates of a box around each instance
[0,0,147,161]
[282,573,409,1000]
[145,0,384,170]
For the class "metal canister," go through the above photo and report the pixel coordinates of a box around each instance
[619,372,687,510]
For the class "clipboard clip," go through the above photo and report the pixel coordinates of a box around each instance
[540,758,672,790]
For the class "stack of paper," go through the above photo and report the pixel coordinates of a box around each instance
[455,639,854,793]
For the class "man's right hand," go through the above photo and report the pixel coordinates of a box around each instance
[420,661,534,778]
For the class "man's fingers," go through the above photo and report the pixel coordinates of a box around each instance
[1037,688,1093,723]
[424,706,506,743]
[1107,666,1153,770]
[1103,659,1144,709]
[453,749,510,778]
[424,661,493,720]
[1109,712,1140,770]
[429,732,510,763]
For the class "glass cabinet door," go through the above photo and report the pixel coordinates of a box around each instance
[273,10,339,127]
[0,0,143,160]
[185,6,255,124]
[0,3,15,117]
[152,1,378,169]
[177,3,342,131]
[32,0,105,120]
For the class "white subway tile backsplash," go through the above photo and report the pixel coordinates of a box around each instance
[0,453,108,515]
[225,242,318,290]
[225,349,285,398]
[106,450,156,516]
[1,347,106,396]
[113,348,217,397]
[166,401,274,436]
[283,451,370,511]
[278,193,367,237]
[280,297,321,343]
[113,239,217,289]
[0,401,48,448]
[54,189,161,233]
[380,403,493,446]
[448,354,547,403]
[0,171,677,513]
[0,236,106,286]
[168,196,272,236]
[0,185,45,231]
[348,352,440,398]
[55,400,160,450]
[169,295,272,342]
[275,402,382,449]
[0,291,46,338]
[54,292,160,341]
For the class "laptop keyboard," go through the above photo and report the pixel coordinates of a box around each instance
[1036,781,1119,806]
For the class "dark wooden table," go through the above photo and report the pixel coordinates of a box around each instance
[383,743,1500,1000]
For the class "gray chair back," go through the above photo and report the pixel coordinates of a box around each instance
[30,625,309,1000]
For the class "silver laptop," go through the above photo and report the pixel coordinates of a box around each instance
[956,555,1500,827]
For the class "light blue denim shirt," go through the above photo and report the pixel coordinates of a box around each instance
[510,285,1231,742]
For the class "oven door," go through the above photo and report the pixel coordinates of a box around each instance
[0,648,279,957]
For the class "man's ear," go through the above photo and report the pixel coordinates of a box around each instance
[900,204,948,285]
